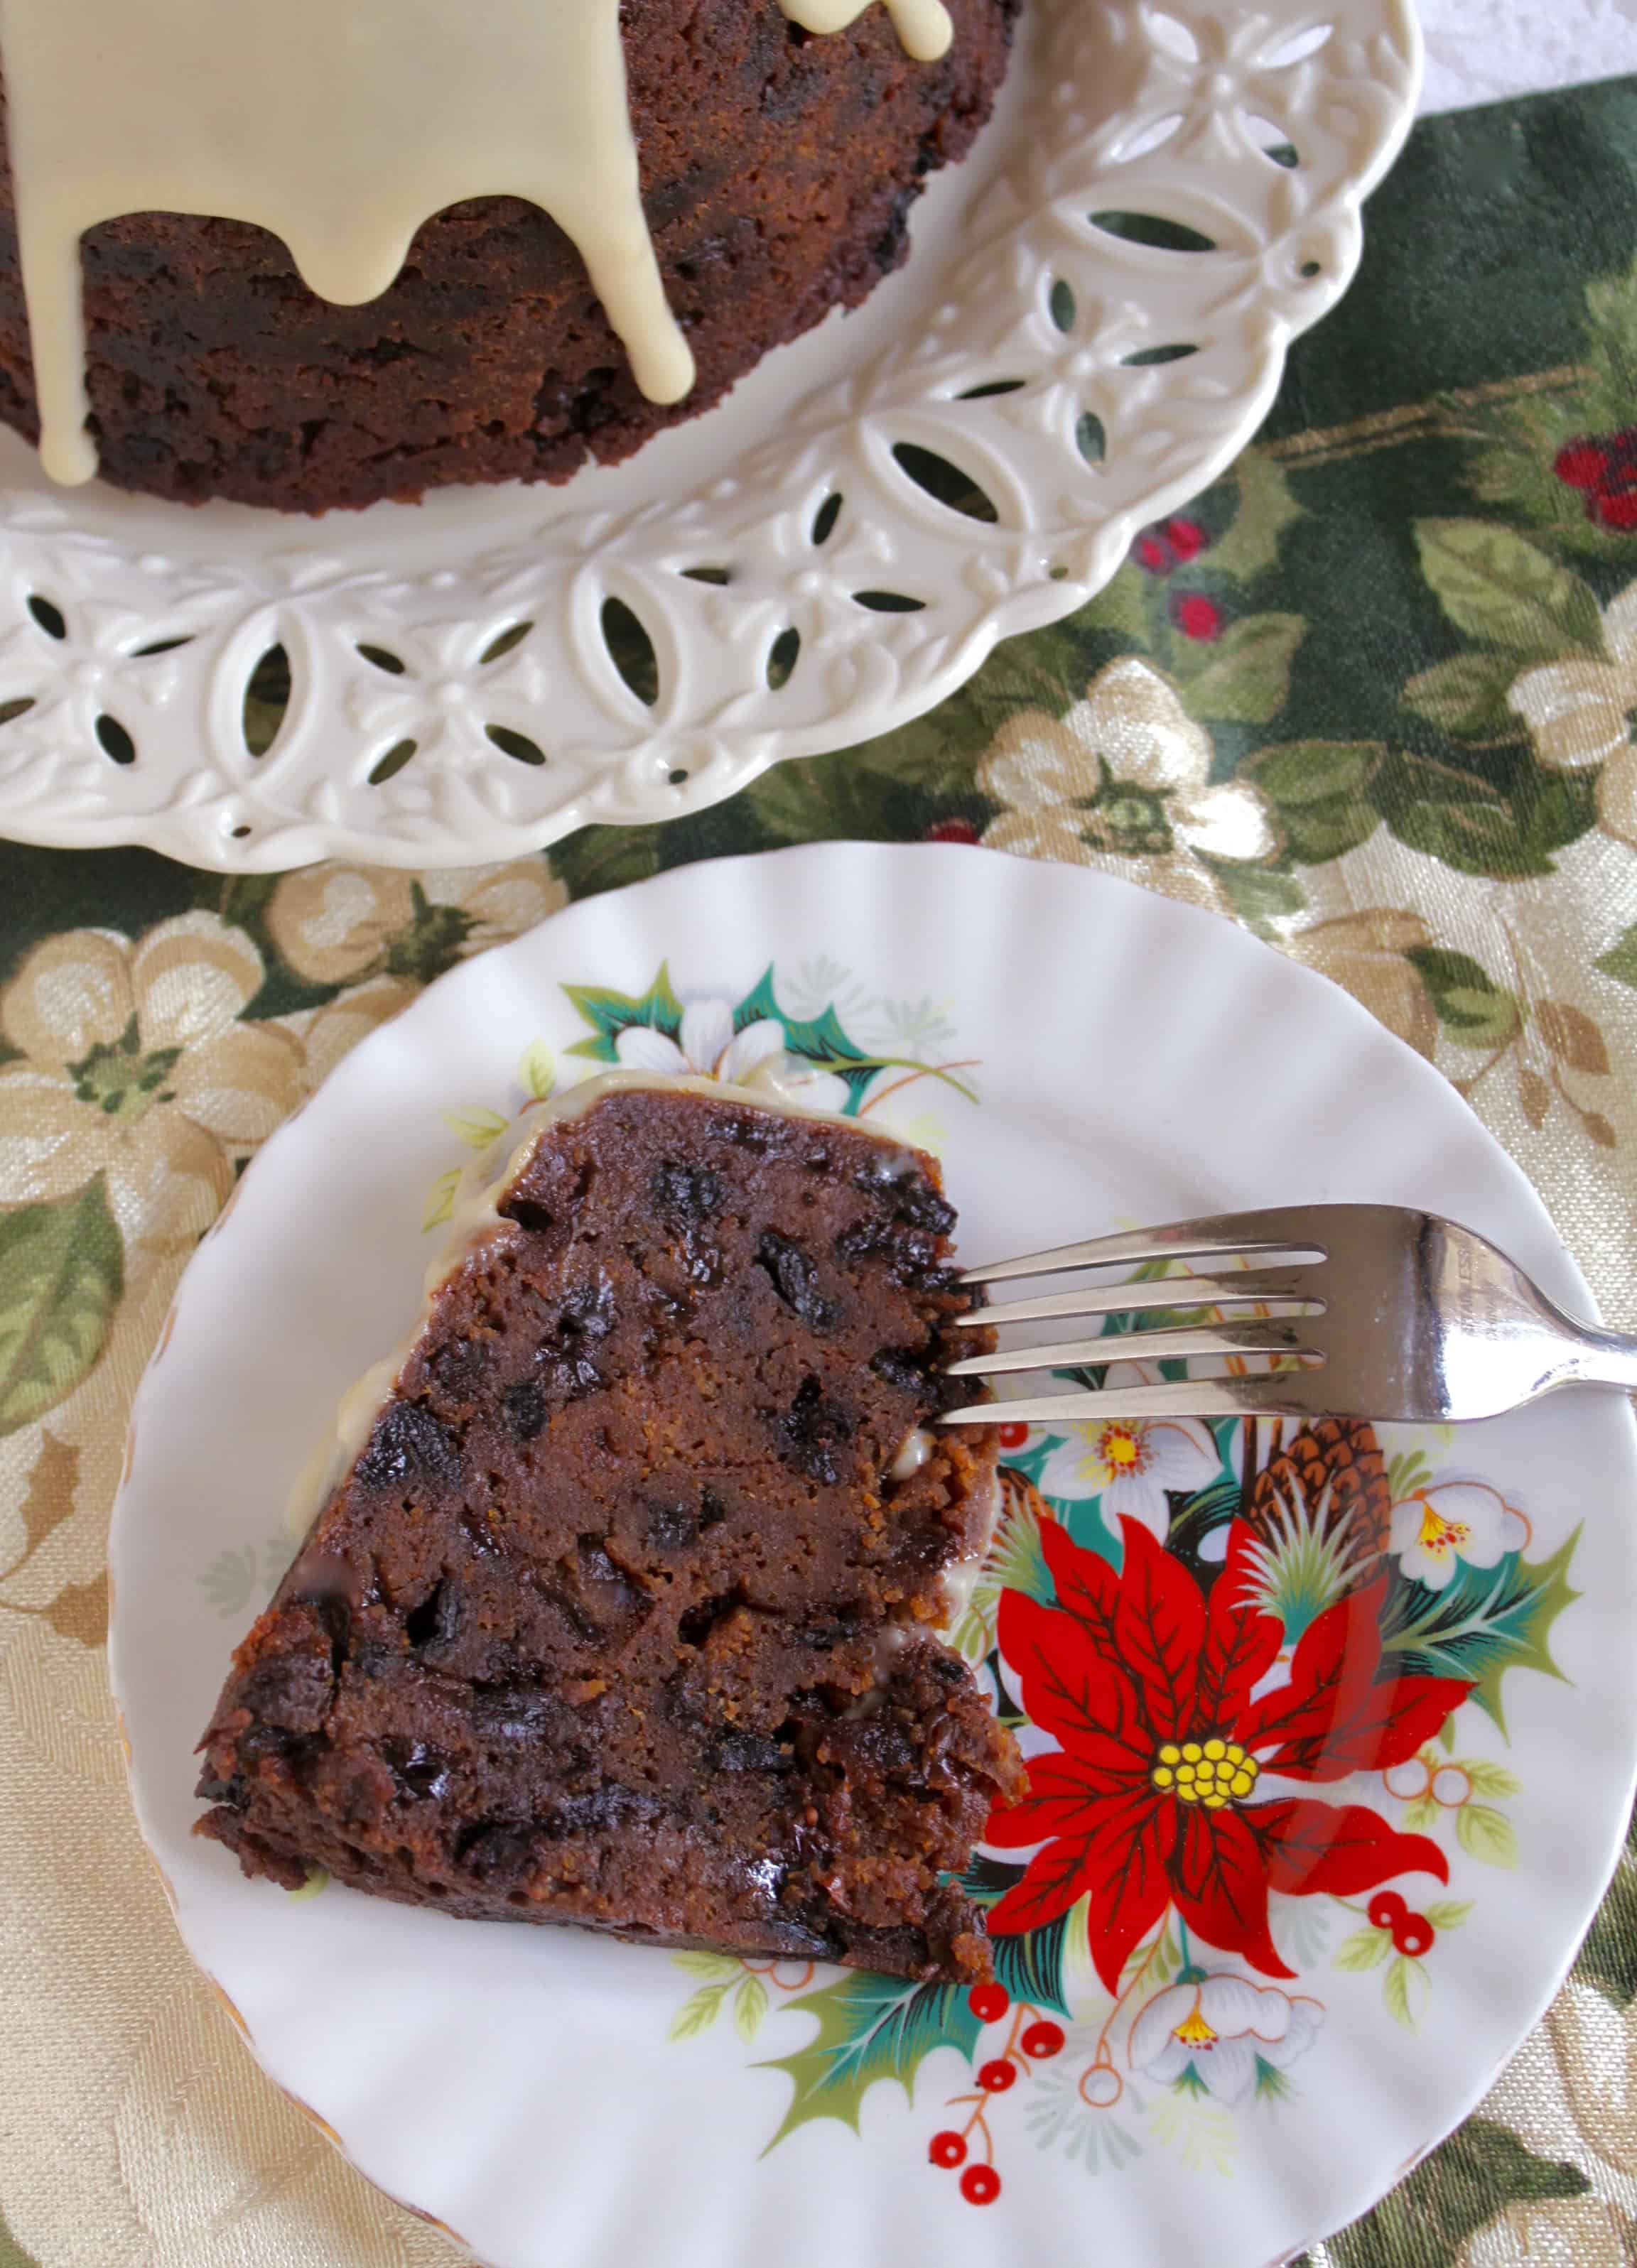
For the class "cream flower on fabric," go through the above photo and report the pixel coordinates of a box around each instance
[267,858,564,985]
[1282,909,1437,1059]
[1129,1976,1322,2105]
[1034,1414,1221,1541]
[978,658,1279,909]
[1509,583,1637,848]
[1388,1479,1528,1594]
[0,914,303,1249]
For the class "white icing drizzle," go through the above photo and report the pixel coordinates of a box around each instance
[0,0,951,487]
[890,1426,936,1480]
[936,1461,1000,1627]
[779,0,952,63]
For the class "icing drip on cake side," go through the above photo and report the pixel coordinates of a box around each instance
[779,0,952,63]
[0,0,953,487]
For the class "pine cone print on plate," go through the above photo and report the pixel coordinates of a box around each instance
[1246,1416,1395,1573]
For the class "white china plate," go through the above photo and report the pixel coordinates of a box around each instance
[109,842,1634,2268]
[0,0,1419,871]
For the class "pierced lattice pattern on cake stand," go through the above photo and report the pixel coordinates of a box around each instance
[0,0,1420,871]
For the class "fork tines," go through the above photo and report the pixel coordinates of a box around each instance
[941,1209,1329,1428]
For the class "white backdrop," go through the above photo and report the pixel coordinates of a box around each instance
[1420,0,1637,112]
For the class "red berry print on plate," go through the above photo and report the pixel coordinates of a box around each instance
[929,2130,967,2168]
[968,1981,1009,2022]
[960,2166,1001,2205]
[978,2058,1017,2093]
[1395,1913,1435,1959]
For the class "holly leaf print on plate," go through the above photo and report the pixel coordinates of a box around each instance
[760,1973,982,2145]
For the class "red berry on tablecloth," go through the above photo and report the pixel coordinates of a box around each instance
[926,817,981,845]
[968,1981,1010,2022]
[960,2165,1002,2205]
[1594,487,1637,529]
[1174,594,1223,641]
[1167,515,1206,561]
[1555,438,1611,489]
[1022,2021,1066,2059]
[1135,533,1172,575]
[1368,1890,1407,1931]
[929,2129,968,2168]
[978,2058,1017,2093]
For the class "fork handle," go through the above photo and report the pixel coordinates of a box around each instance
[1561,1323,1637,1394]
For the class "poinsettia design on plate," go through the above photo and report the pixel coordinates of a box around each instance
[666,1401,1580,2205]
[985,1519,1462,1985]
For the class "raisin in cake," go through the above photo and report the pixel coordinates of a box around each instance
[196,1073,1021,1981]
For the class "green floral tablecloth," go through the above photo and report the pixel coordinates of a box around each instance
[2,75,1636,2268]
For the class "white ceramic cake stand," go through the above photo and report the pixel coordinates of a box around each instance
[0,0,1420,869]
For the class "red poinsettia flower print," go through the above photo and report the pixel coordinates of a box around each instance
[985,1518,1469,1994]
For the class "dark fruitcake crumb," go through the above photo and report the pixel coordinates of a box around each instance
[195,1085,1022,1980]
[0,1,1020,511]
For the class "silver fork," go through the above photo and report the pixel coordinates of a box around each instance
[939,1203,1637,1428]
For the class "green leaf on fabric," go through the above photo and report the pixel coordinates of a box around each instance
[1594,921,1637,990]
[1373,749,1595,878]
[1400,654,1522,738]
[563,965,684,1060]
[760,1972,980,2147]
[1208,862,1307,935]
[0,2201,44,2268]
[1414,520,1605,658]
[1401,946,1523,1048]
[0,1174,123,1437]
[1078,563,1152,644]
[1206,450,1303,586]
[1172,613,1305,723]
[549,824,663,903]
[1573,1809,1637,2007]
[1246,740,1383,862]
[747,752,916,844]
[1328,2118,1587,2268]
[1378,1532,1580,1733]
